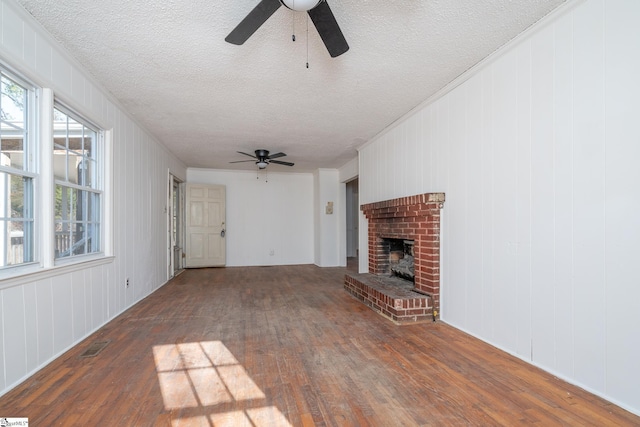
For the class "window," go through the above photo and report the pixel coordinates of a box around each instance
[53,107,102,259]
[0,71,35,268]
[0,61,107,277]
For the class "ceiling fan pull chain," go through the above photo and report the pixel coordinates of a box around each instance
[292,0,296,41]
[306,14,309,68]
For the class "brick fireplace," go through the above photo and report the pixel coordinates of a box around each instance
[344,193,445,323]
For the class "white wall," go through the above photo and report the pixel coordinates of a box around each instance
[187,168,314,266]
[338,157,358,183]
[313,169,341,267]
[359,0,640,415]
[0,0,186,396]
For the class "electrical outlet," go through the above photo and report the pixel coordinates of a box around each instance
[126,278,130,288]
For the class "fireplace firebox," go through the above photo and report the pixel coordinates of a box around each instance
[386,238,415,282]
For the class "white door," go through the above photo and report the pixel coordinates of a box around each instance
[185,184,226,267]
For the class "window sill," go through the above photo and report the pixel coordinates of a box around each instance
[0,256,115,290]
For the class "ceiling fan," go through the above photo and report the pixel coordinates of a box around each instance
[225,0,349,58]
[230,149,295,169]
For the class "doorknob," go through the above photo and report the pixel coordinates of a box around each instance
[220,229,226,238]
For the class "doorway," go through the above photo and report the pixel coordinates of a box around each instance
[168,174,185,279]
[345,178,359,268]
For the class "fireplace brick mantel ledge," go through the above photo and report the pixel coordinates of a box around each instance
[345,192,445,324]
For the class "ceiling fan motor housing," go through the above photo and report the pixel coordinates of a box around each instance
[280,0,322,12]
[255,149,270,158]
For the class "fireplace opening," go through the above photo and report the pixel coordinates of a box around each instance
[386,238,415,282]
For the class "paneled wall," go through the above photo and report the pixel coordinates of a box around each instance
[187,168,314,267]
[359,0,640,415]
[0,0,186,396]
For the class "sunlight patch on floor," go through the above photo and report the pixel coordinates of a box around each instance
[153,341,291,426]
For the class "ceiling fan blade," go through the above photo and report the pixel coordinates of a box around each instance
[270,160,295,166]
[307,1,349,58]
[229,160,257,163]
[225,0,282,45]
[237,151,258,158]
[267,152,286,159]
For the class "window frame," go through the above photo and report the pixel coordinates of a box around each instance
[52,103,105,264]
[0,68,39,272]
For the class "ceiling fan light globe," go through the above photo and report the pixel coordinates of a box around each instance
[280,0,322,12]
[257,161,268,169]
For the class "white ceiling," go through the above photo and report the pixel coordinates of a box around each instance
[17,0,566,172]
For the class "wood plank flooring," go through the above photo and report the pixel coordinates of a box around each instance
[1,264,638,426]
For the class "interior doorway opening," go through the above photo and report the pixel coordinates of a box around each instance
[168,173,185,279]
[345,178,359,270]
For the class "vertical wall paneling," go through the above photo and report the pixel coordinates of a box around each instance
[551,11,575,377]
[51,53,72,95]
[34,33,52,80]
[71,67,85,105]
[35,279,54,366]
[446,83,468,324]
[515,39,532,360]
[91,267,104,331]
[50,275,73,355]
[426,106,435,189]
[107,256,117,318]
[603,0,640,411]
[571,0,606,392]
[1,286,27,386]
[479,69,494,339]
[116,112,127,312]
[491,49,520,351]
[464,76,484,334]
[408,113,420,197]
[529,22,556,370]
[22,18,36,71]
[358,0,640,414]
[71,269,86,341]
[23,282,38,373]
[2,3,22,59]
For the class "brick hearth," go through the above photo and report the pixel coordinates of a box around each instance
[344,193,445,323]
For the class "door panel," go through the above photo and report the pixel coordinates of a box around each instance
[185,184,226,267]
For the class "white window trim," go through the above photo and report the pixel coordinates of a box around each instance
[40,87,55,268]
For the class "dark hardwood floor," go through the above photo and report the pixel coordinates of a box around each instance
[1,264,638,426]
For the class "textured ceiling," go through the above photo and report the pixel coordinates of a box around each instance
[17,0,566,172]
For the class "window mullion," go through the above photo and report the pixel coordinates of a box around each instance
[40,88,55,268]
